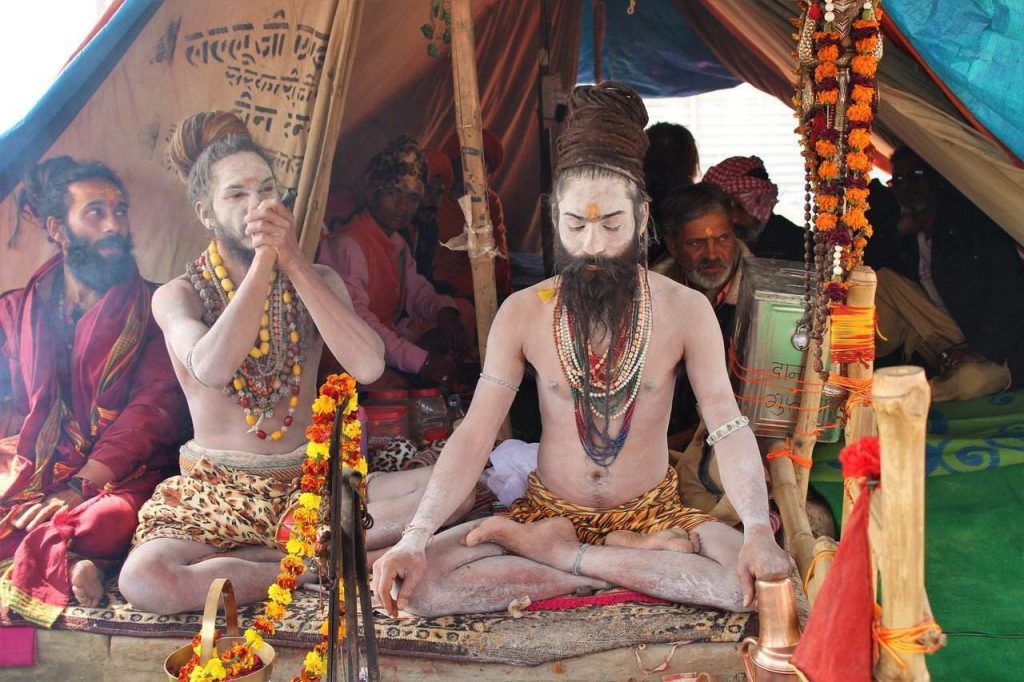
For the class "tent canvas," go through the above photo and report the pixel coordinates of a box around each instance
[1,0,1022,296]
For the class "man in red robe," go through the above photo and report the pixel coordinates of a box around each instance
[0,157,188,626]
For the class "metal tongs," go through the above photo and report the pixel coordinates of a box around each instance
[326,403,380,682]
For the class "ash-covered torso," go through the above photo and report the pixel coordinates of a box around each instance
[521,270,703,508]
[164,270,328,455]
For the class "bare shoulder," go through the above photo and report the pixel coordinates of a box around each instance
[152,276,201,325]
[647,270,712,318]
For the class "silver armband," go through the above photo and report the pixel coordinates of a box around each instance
[705,415,750,446]
[479,372,520,392]
[185,346,213,388]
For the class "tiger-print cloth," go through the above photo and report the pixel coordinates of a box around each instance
[507,467,715,545]
[131,442,304,550]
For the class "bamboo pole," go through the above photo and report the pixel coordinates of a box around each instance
[804,536,837,606]
[766,439,816,596]
[841,265,878,527]
[450,0,508,440]
[295,0,366,257]
[793,327,830,497]
[873,366,931,681]
[449,0,499,363]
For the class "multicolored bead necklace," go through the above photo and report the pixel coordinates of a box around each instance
[187,240,309,441]
[553,267,652,467]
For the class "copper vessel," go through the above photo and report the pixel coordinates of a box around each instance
[740,578,801,681]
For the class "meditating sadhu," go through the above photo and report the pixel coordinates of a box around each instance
[372,81,790,618]
[118,112,477,614]
[0,157,189,625]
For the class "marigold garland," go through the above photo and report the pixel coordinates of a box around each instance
[181,373,366,682]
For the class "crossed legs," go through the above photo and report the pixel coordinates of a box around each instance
[399,516,748,618]
[119,465,474,615]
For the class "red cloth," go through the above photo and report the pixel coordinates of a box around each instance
[526,588,670,612]
[789,482,875,681]
[0,255,188,624]
[434,191,512,299]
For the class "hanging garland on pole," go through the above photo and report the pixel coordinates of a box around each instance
[793,0,883,380]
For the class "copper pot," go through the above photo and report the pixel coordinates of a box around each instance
[740,578,801,681]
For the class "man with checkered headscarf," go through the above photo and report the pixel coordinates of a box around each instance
[704,156,804,262]
[317,135,475,386]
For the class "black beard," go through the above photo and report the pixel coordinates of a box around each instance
[213,223,255,267]
[63,231,136,294]
[554,237,640,343]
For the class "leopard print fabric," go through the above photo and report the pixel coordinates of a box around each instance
[508,467,715,545]
[132,455,300,550]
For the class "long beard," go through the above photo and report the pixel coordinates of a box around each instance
[554,237,640,346]
[63,231,136,293]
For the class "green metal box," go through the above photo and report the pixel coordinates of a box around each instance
[731,256,840,443]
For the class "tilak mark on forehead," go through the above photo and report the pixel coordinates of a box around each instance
[585,202,601,222]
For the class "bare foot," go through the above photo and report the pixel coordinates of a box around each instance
[70,560,104,608]
[605,528,701,554]
[465,516,581,572]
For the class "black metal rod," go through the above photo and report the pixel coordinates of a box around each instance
[341,475,360,682]
[326,404,345,682]
[349,473,380,681]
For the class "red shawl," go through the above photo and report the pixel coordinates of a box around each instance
[0,255,186,625]
[0,256,152,511]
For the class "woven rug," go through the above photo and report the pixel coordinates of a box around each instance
[0,578,755,666]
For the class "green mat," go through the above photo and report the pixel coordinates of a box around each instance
[810,390,1024,483]
[809,392,1024,681]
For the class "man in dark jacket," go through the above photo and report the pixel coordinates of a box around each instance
[875,147,1024,401]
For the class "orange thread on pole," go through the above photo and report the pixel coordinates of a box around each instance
[766,441,814,469]
[830,304,876,365]
[873,617,947,668]
[802,548,837,595]
[827,372,873,408]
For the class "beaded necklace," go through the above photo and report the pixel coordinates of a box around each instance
[187,241,309,441]
[553,267,651,467]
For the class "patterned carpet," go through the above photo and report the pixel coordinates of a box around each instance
[0,579,756,666]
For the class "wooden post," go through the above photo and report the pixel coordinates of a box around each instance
[449,0,499,363]
[766,439,817,598]
[804,536,837,605]
[841,265,878,527]
[793,328,830,497]
[874,366,930,681]
[295,0,365,257]
[450,0,509,439]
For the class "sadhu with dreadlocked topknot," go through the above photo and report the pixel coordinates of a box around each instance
[373,81,790,619]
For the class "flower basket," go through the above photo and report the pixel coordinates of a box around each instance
[164,578,276,681]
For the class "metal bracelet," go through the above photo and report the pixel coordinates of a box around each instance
[479,372,520,392]
[571,543,591,577]
[705,415,750,446]
[402,521,433,539]
[185,346,213,388]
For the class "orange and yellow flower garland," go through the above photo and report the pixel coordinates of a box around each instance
[181,373,366,682]
[798,1,883,307]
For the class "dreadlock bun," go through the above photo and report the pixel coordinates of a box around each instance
[556,81,650,189]
[168,110,251,182]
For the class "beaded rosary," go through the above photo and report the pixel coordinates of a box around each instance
[187,240,310,441]
[553,268,651,467]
